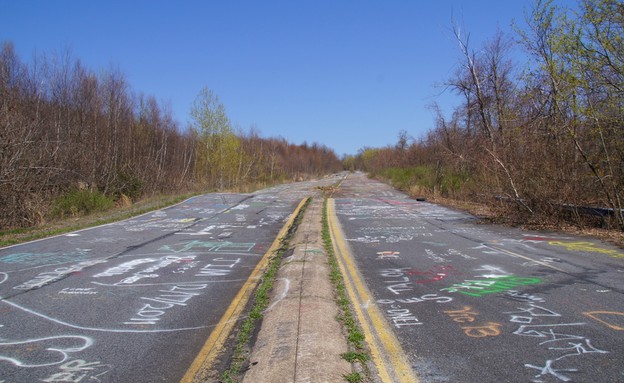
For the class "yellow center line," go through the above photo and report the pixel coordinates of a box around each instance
[327,198,419,383]
[180,198,309,383]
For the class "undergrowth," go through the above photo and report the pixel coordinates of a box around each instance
[52,189,115,218]
[372,165,470,197]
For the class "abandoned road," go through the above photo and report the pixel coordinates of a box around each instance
[1,171,623,383]
[330,172,624,383]
[0,175,341,383]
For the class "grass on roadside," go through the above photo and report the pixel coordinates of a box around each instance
[0,193,199,248]
[51,189,115,218]
[0,180,293,248]
[220,198,311,383]
[321,198,369,383]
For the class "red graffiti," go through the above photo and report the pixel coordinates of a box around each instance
[407,265,462,284]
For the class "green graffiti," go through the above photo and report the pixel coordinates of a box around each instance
[441,276,542,297]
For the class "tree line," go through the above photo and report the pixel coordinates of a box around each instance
[0,43,342,228]
[348,0,623,230]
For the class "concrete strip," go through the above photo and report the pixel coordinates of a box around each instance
[243,198,351,383]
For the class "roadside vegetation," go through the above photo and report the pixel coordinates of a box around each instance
[0,192,197,247]
[0,44,342,231]
[345,0,624,234]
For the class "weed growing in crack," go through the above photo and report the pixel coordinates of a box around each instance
[322,198,370,380]
[220,198,311,383]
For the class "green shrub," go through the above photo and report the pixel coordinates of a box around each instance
[112,171,143,200]
[52,190,114,218]
[378,166,434,192]
[378,166,471,197]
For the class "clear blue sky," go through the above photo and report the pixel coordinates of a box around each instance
[0,1,570,156]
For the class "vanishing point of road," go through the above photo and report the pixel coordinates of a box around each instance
[1,171,623,382]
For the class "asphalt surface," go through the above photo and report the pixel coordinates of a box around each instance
[332,172,624,383]
[0,176,343,382]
